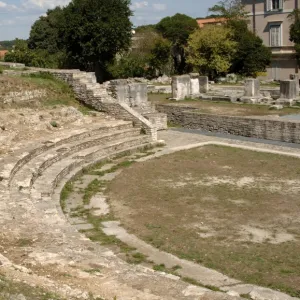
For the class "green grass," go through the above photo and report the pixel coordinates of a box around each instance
[0,72,93,114]
[91,160,135,176]
[83,179,104,205]
[106,145,300,297]
[0,274,64,300]
[60,181,74,212]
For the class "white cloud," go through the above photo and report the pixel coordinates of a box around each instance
[0,1,18,10]
[22,0,71,11]
[131,1,148,10]
[152,3,167,11]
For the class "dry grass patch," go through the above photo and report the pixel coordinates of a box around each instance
[149,94,300,117]
[107,145,300,296]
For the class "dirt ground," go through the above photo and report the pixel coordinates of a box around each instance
[149,94,300,117]
[107,145,300,297]
[0,74,99,155]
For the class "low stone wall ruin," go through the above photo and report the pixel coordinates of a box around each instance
[0,62,162,140]
[156,104,300,144]
[1,89,47,104]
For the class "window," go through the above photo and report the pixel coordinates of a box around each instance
[270,24,281,47]
[266,0,283,11]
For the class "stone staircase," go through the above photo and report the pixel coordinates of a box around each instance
[0,114,237,299]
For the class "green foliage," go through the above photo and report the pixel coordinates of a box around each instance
[0,40,15,50]
[289,9,300,64]
[186,26,237,78]
[63,0,132,73]
[156,13,198,74]
[209,0,247,20]
[156,13,198,45]
[108,54,148,78]
[28,7,65,54]
[108,29,172,78]
[5,39,65,68]
[149,37,173,75]
[229,20,271,77]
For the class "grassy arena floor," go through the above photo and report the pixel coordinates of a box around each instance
[107,146,300,296]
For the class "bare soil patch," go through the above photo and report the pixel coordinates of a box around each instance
[107,145,300,296]
[149,94,300,117]
[0,73,98,155]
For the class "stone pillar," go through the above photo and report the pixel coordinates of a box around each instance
[189,73,200,98]
[199,76,209,93]
[244,78,260,97]
[280,80,297,99]
[128,83,148,107]
[276,80,297,106]
[108,80,129,104]
[171,75,191,100]
[290,74,299,95]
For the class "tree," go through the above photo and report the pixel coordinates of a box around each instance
[28,7,65,54]
[289,9,300,64]
[108,29,172,79]
[229,20,271,76]
[209,0,247,20]
[207,0,271,77]
[149,37,172,75]
[156,13,198,74]
[5,39,65,68]
[62,0,132,81]
[186,26,237,79]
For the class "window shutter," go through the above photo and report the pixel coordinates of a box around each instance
[270,27,275,46]
[266,0,272,11]
[279,0,283,9]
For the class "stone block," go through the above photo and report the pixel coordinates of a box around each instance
[108,80,129,104]
[189,73,200,98]
[280,80,297,99]
[143,113,168,130]
[276,80,298,106]
[199,76,209,94]
[172,75,191,100]
[244,78,260,97]
[290,74,299,95]
[128,83,148,107]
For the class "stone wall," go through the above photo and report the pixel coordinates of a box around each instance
[156,104,300,144]
[1,89,47,104]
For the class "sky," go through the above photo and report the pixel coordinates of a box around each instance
[0,0,220,41]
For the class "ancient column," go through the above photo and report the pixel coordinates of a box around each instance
[199,76,209,94]
[171,75,191,100]
[189,73,200,98]
[244,78,260,97]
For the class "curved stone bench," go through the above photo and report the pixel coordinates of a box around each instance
[0,123,226,299]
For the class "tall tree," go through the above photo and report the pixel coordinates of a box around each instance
[28,7,65,54]
[209,0,247,20]
[156,13,198,74]
[186,26,237,79]
[208,0,271,77]
[289,9,300,65]
[229,20,271,76]
[63,0,132,81]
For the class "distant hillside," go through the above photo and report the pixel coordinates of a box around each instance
[0,40,15,50]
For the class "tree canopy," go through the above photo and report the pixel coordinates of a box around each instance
[156,13,198,46]
[229,20,271,76]
[28,7,65,54]
[63,0,132,75]
[155,13,198,74]
[186,26,237,78]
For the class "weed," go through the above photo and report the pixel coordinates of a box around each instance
[83,179,103,205]
[50,120,58,127]
[60,181,74,212]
